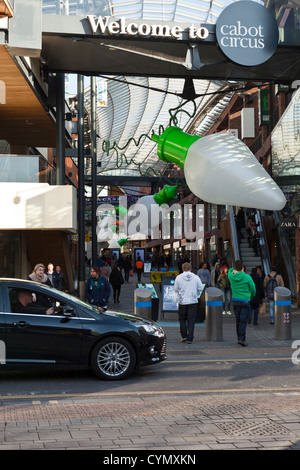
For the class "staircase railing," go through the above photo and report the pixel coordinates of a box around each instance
[229,206,241,262]
[254,210,270,276]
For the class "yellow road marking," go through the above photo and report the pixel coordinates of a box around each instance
[167,357,292,363]
[1,386,300,401]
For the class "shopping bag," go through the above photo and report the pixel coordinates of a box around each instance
[259,300,266,315]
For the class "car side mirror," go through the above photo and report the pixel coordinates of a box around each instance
[63,306,74,316]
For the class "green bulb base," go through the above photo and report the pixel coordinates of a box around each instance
[153,184,178,205]
[118,238,127,247]
[152,127,201,168]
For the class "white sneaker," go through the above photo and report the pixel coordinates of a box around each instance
[222,311,226,315]
[227,311,232,315]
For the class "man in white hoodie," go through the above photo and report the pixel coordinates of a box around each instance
[174,262,204,344]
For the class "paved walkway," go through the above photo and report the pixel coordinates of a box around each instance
[1,272,300,451]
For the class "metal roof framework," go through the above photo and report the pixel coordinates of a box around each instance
[41,0,283,184]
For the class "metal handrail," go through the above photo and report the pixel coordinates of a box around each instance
[255,210,270,276]
[229,206,241,262]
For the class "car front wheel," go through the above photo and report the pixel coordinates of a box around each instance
[91,336,136,380]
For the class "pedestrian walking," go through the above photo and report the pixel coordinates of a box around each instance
[109,265,124,303]
[28,263,53,307]
[174,262,204,344]
[248,267,264,325]
[85,266,111,310]
[228,260,256,346]
[100,261,111,281]
[197,262,211,286]
[123,255,132,282]
[53,265,68,292]
[135,256,144,282]
[263,265,284,325]
[46,263,55,286]
[29,263,52,287]
[217,266,232,315]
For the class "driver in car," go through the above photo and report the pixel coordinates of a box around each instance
[14,291,54,315]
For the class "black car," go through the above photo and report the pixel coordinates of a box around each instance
[0,278,167,380]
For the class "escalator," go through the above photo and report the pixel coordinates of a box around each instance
[228,208,297,301]
[229,207,270,274]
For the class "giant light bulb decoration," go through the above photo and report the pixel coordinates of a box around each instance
[98,185,178,245]
[127,184,178,237]
[152,127,286,211]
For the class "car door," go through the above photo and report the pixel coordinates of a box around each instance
[3,286,84,365]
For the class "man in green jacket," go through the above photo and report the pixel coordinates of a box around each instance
[228,260,256,346]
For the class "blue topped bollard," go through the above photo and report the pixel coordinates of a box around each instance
[205,287,223,341]
[274,286,292,340]
[134,287,152,320]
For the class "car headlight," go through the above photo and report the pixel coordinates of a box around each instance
[133,322,164,337]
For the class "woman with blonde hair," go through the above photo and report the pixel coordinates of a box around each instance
[28,263,52,286]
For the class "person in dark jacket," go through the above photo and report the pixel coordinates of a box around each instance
[85,266,111,309]
[248,267,265,325]
[123,255,132,282]
[53,265,68,291]
[109,266,124,303]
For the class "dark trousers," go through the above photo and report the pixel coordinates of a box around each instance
[178,303,197,342]
[112,285,121,301]
[233,300,250,342]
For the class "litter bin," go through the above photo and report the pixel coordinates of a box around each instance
[134,287,152,320]
[274,286,292,340]
[205,287,223,341]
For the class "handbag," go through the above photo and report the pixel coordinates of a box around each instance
[129,270,133,277]
[259,300,266,315]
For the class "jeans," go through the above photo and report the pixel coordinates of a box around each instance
[178,303,198,342]
[268,299,275,323]
[233,300,250,342]
[222,289,231,312]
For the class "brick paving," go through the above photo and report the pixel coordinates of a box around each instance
[1,273,300,450]
[1,393,300,450]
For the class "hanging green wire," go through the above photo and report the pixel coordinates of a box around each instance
[100,100,197,183]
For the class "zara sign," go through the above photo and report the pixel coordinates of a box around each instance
[216,1,279,66]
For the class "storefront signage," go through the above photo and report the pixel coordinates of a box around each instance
[87,15,210,40]
[87,4,278,66]
[216,1,278,66]
[259,87,270,125]
[279,217,297,230]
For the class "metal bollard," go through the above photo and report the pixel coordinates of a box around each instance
[134,287,152,320]
[205,287,223,341]
[274,286,292,340]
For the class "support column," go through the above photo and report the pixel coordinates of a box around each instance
[78,74,86,300]
[56,72,65,185]
[91,76,97,266]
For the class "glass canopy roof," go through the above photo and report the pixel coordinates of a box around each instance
[42,0,262,181]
